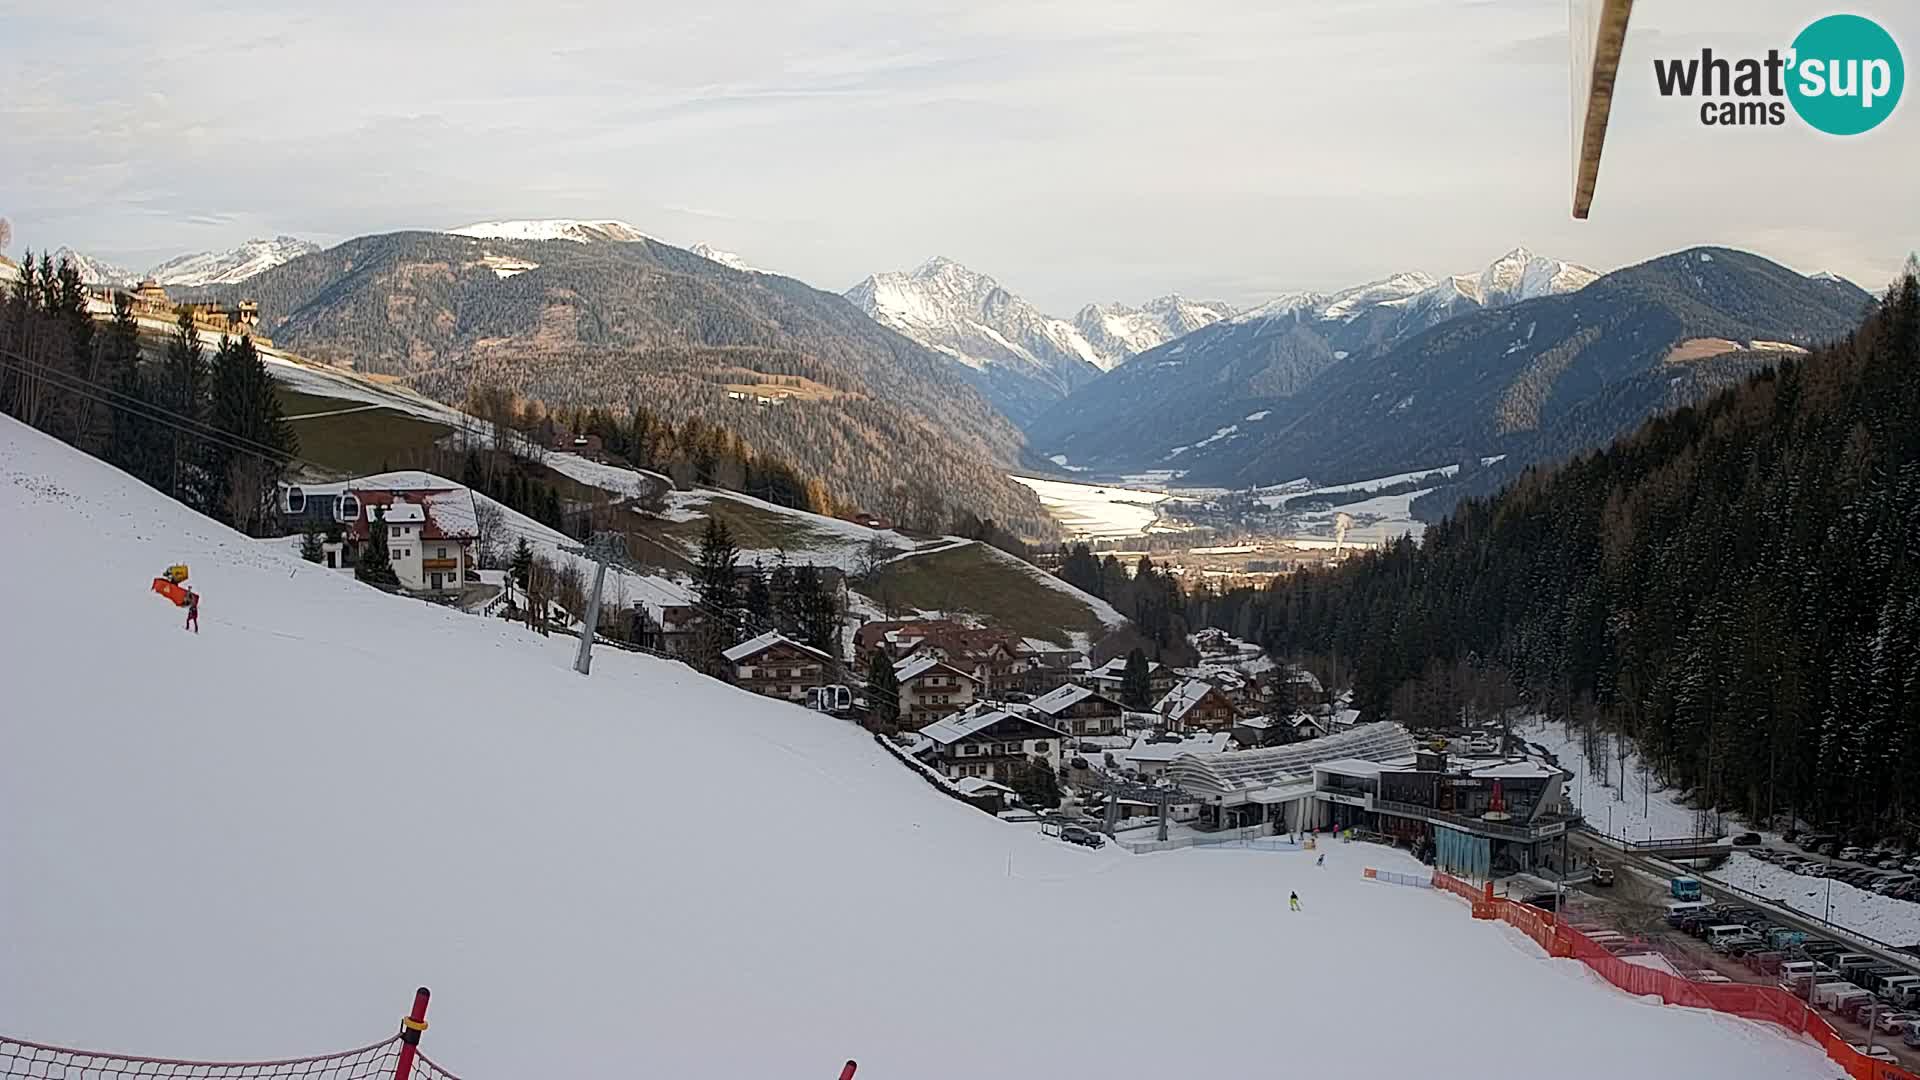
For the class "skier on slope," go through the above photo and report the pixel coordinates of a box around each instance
[185,588,200,634]
[1289,891,1301,911]
[1317,852,1326,867]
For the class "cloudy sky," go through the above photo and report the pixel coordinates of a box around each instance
[1,0,1913,311]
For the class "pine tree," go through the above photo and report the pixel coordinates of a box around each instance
[104,293,160,485]
[299,523,325,563]
[1008,756,1062,809]
[695,516,740,635]
[1121,647,1152,710]
[743,561,773,633]
[206,336,296,534]
[159,309,209,509]
[866,649,900,731]
[355,506,400,587]
[509,538,533,598]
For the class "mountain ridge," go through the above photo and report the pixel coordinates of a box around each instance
[212,230,1056,536]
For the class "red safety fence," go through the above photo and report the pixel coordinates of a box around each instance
[1431,873,1919,1080]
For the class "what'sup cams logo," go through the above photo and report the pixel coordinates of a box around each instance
[1654,13,1903,133]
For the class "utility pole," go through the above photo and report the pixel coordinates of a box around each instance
[562,532,627,677]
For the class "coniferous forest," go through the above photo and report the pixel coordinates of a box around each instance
[1196,268,1920,840]
[1,252,298,534]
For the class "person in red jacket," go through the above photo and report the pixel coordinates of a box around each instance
[185,588,199,633]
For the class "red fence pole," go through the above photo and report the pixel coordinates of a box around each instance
[393,987,431,1080]
[839,1060,858,1079]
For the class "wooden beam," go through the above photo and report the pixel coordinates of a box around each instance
[1572,0,1636,219]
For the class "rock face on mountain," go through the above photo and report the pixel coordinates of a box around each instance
[218,231,1054,536]
[1032,247,1867,493]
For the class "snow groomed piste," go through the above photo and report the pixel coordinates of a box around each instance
[0,412,1847,1078]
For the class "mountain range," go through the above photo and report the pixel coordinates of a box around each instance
[1026,248,1601,475]
[1031,247,1868,502]
[844,257,1233,424]
[208,228,1055,536]
[48,237,319,288]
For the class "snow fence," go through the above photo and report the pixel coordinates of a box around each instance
[1,990,461,1080]
[1432,872,1920,1080]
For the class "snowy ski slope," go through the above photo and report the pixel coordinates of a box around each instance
[0,415,1834,1080]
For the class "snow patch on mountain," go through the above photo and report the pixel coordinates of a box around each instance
[447,219,654,244]
[1231,249,1594,330]
[689,243,763,273]
[149,237,320,286]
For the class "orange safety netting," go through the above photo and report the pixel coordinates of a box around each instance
[1431,871,1919,1080]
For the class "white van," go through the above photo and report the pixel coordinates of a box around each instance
[1882,975,1920,1006]
[1814,981,1864,1010]
[1705,924,1753,949]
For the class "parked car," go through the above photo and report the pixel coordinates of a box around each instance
[1877,856,1905,870]
[1731,832,1762,846]
[1877,874,1918,894]
[1840,845,1867,862]
[1852,1043,1899,1063]
[1819,841,1841,856]
[1803,833,1839,852]
[1058,825,1104,849]
[1875,1010,1918,1035]
[1591,864,1615,887]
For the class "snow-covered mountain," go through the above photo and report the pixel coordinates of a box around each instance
[49,247,137,287]
[1030,248,1600,471]
[1073,295,1235,360]
[446,219,654,244]
[148,236,321,287]
[845,257,1114,424]
[689,242,762,273]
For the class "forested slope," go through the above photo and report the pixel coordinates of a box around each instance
[1213,270,1920,838]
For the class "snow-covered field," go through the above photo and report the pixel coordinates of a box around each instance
[1009,474,1169,539]
[1712,854,1920,948]
[0,415,1839,1080]
[1521,716,1701,842]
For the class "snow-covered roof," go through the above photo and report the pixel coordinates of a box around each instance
[1470,760,1563,780]
[1165,723,1418,798]
[1125,732,1232,763]
[1029,683,1120,717]
[1156,678,1223,721]
[420,490,479,540]
[380,502,425,524]
[1315,758,1384,780]
[1236,715,1276,729]
[895,654,970,683]
[722,631,831,664]
[1331,708,1362,728]
[954,777,1015,798]
[919,709,1062,746]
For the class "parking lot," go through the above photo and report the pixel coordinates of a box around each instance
[1549,860,1920,1070]
[1745,836,1920,902]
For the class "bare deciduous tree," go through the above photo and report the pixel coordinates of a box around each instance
[473,501,506,569]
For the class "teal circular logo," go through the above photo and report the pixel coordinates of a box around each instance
[1788,14,1903,135]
